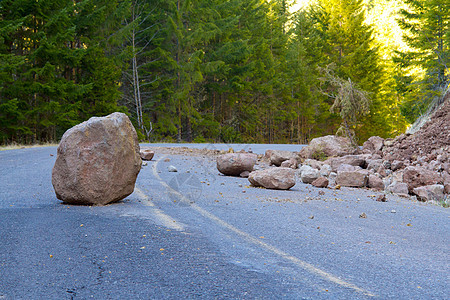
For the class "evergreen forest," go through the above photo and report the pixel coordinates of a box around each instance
[0,0,448,145]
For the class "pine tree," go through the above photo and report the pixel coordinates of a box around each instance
[312,0,390,141]
[396,0,449,122]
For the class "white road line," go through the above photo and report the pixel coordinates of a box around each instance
[134,187,185,231]
[151,156,375,297]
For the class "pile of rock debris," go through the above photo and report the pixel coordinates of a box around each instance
[217,100,449,204]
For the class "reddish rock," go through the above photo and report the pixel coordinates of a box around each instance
[140,149,155,161]
[248,168,296,190]
[336,169,369,188]
[311,177,329,188]
[413,185,445,202]
[217,153,257,176]
[368,175,384,191]
[299,135,358,159]
[362,136,385,154]
[376,194,387,202]
[52,112,142,205]
[403,166,443,192]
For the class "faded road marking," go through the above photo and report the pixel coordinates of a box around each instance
[133,187,185,231]
[152,156,375,297]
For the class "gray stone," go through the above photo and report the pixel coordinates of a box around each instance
[387,182,409,197]
[299,165,320,184]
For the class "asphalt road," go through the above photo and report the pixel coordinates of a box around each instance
[0,145,449,299]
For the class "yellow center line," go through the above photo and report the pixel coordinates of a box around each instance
[151,155,376,297]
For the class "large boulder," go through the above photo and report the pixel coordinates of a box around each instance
[299,135,358,159]
[267,150,298,166]
[217,153,257,176]
[248,168,296,190]
[403,166,443,192]
[336,169,369,188]
[412,185,445,202]
[52,112,142,205]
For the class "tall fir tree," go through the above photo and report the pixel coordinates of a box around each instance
[396,0,449,122]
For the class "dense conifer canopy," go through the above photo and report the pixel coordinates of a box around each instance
[0,0,447,144]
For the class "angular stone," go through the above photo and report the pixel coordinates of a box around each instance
[52,112,142,205]
[248,168,296,190]
[326,155,366,172]
[336,169,369,188]
[319,164,332,177]
[387,182,409,197]
[303,159,324,170]
[311,177,329,188]
[280,158,298,169]
[362,136,385,153]
[412,185,445,202]
[366,159,383,171]
[368,174,384,191]
[217,153,257,176]
[299,165,320,184]
[268,150,297,166]
[403,166,443,192]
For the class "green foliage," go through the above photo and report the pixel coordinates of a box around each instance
[396,0,449,122]
[0,0,128,144]
[319,64,371,145]
[0,0,440,145]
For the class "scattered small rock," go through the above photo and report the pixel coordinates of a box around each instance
[391,210,396,213]
[140,149,155,161]
[359,213,367,218]
[164,158,171,162]
[168,165,178,172]
[376,194,387,202]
